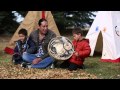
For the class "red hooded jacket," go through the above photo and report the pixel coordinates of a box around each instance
[69,38,91,66]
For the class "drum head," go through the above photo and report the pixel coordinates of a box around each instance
[48,36,74,60]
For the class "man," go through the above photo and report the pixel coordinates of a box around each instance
[21,18,56,68]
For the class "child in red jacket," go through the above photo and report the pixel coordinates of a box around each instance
[60,28,91,71]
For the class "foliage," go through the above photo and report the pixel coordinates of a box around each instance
[52,11,96,31]
[0,11,96,34]
[0,11,19,34]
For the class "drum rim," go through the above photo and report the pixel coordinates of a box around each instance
[48,36,74,60]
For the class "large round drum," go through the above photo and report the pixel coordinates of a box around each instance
[48,36,74,60]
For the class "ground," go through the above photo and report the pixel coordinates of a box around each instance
[0,35,120,79]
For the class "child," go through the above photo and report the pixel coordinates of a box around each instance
[60,28,91,71]
[12,28,36,65]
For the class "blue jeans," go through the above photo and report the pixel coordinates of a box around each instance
[22,52,54,68]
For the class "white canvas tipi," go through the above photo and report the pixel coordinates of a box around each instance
[4,11,60,54]
[86,11,120,63]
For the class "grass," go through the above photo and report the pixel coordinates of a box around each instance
[0,35,120,79]
[84,56,120,79]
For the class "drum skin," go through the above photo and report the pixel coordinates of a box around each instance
[48,36,74,60]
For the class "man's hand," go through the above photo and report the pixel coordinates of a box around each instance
[32,58,42,65]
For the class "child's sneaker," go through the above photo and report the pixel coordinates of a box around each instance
[21,62,31,68]
[50,63,55,69]
[46,63,55,69]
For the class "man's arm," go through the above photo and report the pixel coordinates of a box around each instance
[26,37,37,54]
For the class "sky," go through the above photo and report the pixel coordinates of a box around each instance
[12,11,24,23]
[90,11,98,19]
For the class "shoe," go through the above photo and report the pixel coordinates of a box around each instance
[79,65,85,69]
[12,59,21,65]
[50,63,55,69]
[46,63,55,69]
[21,62,31,68]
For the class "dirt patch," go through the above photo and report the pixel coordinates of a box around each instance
[0,35,98,79]
[0,62,97,79]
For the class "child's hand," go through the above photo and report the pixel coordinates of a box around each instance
[74,52,79,57]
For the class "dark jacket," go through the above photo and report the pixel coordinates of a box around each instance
[28,29,56,60]
[14,38,36,55]
[69,38,91,66]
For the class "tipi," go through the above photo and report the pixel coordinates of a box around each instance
[4,11,60,55]
[86,11,120,63]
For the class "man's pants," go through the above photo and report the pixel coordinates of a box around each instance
[22,52,54,68]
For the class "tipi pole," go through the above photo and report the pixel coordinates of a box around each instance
[42,11,45,19]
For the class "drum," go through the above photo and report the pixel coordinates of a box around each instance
[48,36,74,60]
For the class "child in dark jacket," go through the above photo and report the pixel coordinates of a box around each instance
[60,28,91,71]
[12,28,36,65]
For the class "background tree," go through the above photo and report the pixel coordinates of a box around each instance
[0,11,96,35]
[0,11,27,34]
[52,11,96,31]
[0,11,18,34]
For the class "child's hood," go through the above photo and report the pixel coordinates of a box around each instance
[81,38,90,43]
[73,37,90,43]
